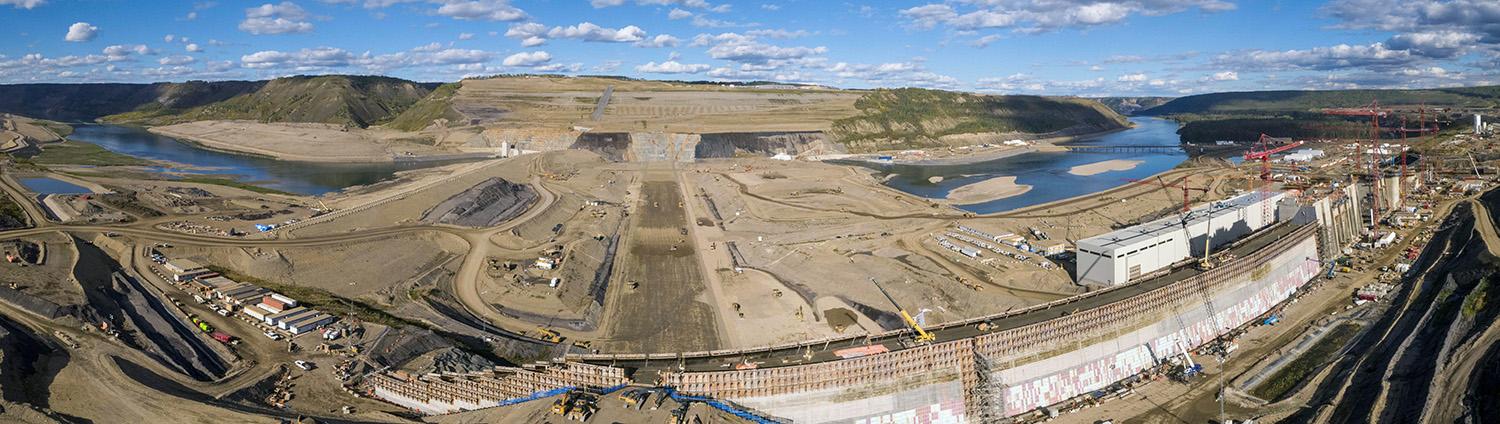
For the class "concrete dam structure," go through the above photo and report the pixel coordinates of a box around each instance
[363,223,1323,422]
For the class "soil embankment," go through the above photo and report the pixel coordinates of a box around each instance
[420,177,537,227]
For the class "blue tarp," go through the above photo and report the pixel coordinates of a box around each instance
[664,387,784,424]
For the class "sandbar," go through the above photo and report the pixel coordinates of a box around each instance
[1068,159,1143,176]
[945,176,1032,204]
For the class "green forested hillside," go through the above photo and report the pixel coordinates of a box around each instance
[384,82,466,131]
[0,81,263,121]
[1141,86,1500,116]
[102,75,436,128]
[829,88,1129,152]
[1141,86,1500,142]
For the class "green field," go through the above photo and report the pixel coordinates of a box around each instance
[1251,323,1362,401]
[29,140,151,166]
[173,177,294,196]
[0,193,28,229]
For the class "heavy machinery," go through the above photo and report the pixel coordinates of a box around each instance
[868,277,935,344]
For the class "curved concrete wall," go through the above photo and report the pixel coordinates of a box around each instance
[368,225,1321,423]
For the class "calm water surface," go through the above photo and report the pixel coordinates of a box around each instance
[20,177,92,194]
[859,117,1189,214]
[67,124,467,195]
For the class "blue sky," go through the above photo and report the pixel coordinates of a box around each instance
[1,0,1496,96]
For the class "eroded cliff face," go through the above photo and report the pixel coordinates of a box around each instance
[557,131,841,162]
[695,132,845,159]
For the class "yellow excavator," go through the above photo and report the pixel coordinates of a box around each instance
[869,278,936,344]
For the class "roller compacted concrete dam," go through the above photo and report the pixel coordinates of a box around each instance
[367,223,1323,422]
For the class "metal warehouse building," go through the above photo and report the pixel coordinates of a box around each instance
[1075,190,1288,286]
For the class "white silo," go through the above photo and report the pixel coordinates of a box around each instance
[1478,114,1484,135]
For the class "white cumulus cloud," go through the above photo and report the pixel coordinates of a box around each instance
[635,60,710,74]
[65,22,97,42]
[239,2,315,35]
[502,50,552,66]
[2,0,46,9]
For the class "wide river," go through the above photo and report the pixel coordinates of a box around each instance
[864,117,1188,214]
[69,124,462,195]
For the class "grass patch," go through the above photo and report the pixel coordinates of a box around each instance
[35,120,74,137]
[29,140,150,166]
[0,193,28,229]
[1462,277,1489,319]
[1251,323,1362,402]
[206,266,417,328]
[173,177,294,196]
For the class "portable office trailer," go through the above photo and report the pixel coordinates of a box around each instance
[284,313,335,335]
[268,293,298,308]
[263,306,306,326]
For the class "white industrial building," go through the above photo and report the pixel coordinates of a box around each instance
[1075,190,1288,286]
[1282,149,1324,163]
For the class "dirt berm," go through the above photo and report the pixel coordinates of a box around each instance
[420,177,537,228]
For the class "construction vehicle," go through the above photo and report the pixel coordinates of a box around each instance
[567,402,597,421]
[868,277,936,344]
[618,388,643,408]
[668,402,692,424]
[631,389,654,410]
[534,327,563,343]
[652,389,669,410]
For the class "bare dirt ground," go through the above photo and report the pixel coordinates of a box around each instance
[455,76,861,133]
[152,120,459,162]
[597,171,722,352]
[2,232,83,307]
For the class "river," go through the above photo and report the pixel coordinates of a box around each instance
[67,124,463,196]
[857,117,1188,214]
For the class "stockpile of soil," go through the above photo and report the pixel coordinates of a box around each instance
[420,178,537,228]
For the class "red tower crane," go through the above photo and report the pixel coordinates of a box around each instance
[1127,176,1208,214]
[1323,100,1387,228]
[1243,133,1305,182]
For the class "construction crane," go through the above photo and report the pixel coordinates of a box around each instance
[1127,176,1209,214]
[868,277,935,344]
[1244,133,1302,226]
[1324,100,1387,228]
[1243,133,1305,183]
[1129,176,1216,269]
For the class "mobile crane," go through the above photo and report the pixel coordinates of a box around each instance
[869,277,936,344]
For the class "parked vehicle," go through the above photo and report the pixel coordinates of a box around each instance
[294,360,314,371]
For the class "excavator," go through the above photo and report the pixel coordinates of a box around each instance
[868,277,936,344]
